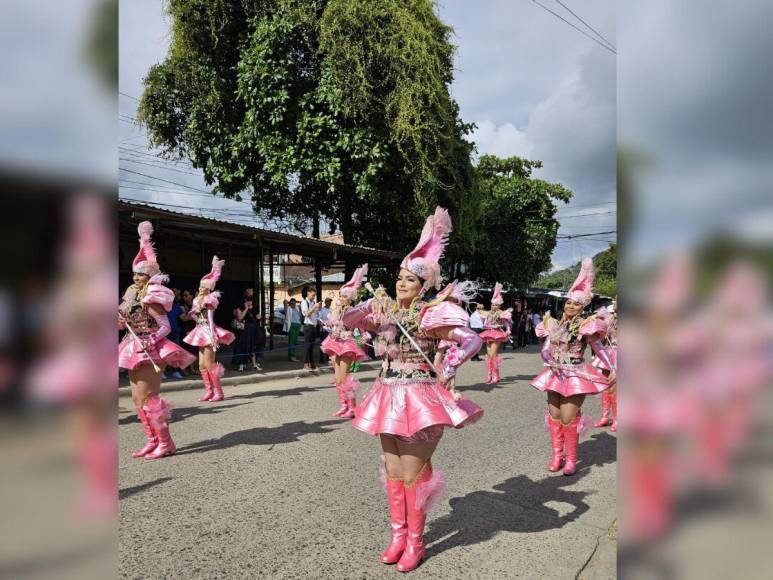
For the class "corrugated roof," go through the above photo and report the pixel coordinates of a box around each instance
[119,199,401,259]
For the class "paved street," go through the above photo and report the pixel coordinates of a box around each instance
[119,346,617,579]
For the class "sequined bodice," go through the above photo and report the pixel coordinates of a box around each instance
[120,291,156,338]
[546,318,589,365]
[376,304,438,379]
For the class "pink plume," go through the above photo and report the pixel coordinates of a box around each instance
[340,264,368,297]
[577,413,592,436]
[211,362,225,379]
[491,282,504,305]
[415,469,446,512]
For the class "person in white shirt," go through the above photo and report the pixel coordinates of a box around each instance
[468,303,485,360]
[318,297,332,364]
[301,286,322,371]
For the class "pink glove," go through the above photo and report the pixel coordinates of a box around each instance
[590,339,616,373]
[540,337,553,365]
[441,326,483,379]
[145,310,171,348]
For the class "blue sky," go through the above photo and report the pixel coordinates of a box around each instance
[119,0,617,270]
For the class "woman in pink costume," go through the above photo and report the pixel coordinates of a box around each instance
[119,222,196,460]
[479,283,512,384]
[342,207,483,572]
[321,264,369,418]
[531,258,614,475]
[592,300,618,431]
[183,256,235,402]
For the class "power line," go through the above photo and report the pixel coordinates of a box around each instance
[552,0,616,51]
[529,0,616,55]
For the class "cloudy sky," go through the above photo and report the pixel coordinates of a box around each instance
[119,0,617,269]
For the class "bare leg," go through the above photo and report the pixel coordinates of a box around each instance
[199,346,215,373]
[380,434,402,479]
[396,440,438,483]
[547,391,561,420]
[339,356,355,418]
[560,394,586,424]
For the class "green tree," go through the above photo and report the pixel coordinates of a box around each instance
[137,0,472,259]
[461,155,572,288]
[537,244,617,297]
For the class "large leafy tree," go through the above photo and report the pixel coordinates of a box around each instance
[461,155,572,288]
[137,0,472,257]
[538,244,618,297]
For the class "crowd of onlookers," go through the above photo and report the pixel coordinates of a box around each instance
[121,283,550,382]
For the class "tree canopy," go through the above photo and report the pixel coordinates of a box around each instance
[537,244,617,297]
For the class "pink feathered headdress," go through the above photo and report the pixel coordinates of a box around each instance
[340,264,368,299]
[491,282,504,306]
[200,255,225,290]
[436,280,479,304]
[568,258,594,306]
[132,221,161,277]
[400,207,452,292]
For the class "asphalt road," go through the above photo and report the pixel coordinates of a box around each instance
[119,345,617,579]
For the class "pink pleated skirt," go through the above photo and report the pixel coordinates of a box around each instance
[353,377,483,438]
[531,364,609,396]
[183,324,235,347]
[118,336,196,371]
[479,328,508,343]
[320,336,367,361]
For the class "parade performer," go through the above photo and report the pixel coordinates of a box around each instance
[592,300,618,431]
[119,222,196,459]
[183,256,235,402]
[479,283,512,384]
[342,207,483,572]
[531,258,613,475]
[320,264,369,418]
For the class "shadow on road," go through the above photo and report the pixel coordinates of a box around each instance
[120,477,173,500]
[118,402,250,425]
[174,419,347,455]
[425,431,617,557]
[230,385,327,400]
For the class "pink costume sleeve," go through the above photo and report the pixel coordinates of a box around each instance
[501,308,513,335]
[540,337,553,364]
[140,284,174,313]
[535,322,549,338]
[579,317,607,337]
[202,291,221,310]
[147,310,171,347]
[341,299,381,333]
[590,338,616,373]
[440,326,483,379]
[419,301,469,334]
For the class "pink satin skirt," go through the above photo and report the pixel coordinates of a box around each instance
[531,364,609,396]
[183,324,235,347]
[352,377,483,438]
[320,336,367,361]
[118,335,196,371]
[479,328,508,343]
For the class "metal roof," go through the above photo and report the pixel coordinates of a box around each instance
[119,199,402,261]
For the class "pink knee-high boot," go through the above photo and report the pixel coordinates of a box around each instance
[342,375,358,419]
[209,363,225,402]
[198,371,214,402]
[131,407,158,458]
[143,396,176,460]
[562,412,582,476]
[333,382,348,417]
[594,391,612,428]
[547,414,565,472]
[381,478,407,564]
[485,355,493,384]
[397,462,445,573]
[491,355,501,383]
[609,391,617,432]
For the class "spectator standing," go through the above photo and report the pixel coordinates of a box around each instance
[284,298,302,361]
[164,288,184,379]
[469,303,485,361]
[531,309,543,344]
[232,288,261,371]
[179,289,198,375]
[300,286,322,371]
[318,297,332,364]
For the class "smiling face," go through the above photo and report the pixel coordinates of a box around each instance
[563,298,584,318]
[396,268,423,304]
[132,272,150,288]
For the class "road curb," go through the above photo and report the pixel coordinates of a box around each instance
[118,360,383,396]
